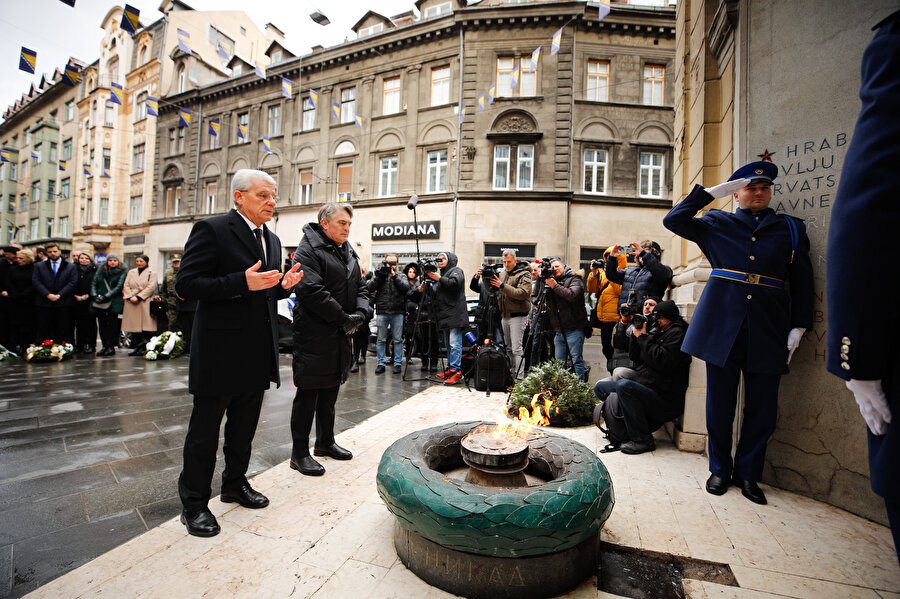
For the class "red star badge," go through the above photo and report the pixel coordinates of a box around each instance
[757,149,776,162]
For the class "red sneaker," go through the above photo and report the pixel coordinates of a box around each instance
[437,368,454,378]
[443,371,462,385]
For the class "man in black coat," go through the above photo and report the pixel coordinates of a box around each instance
[826,9,900,563]
[545,257,588,381]
[31,242,77,343]
[174,169,303,537]
[424,251,467,385]
[289,203,370,476]
[367,253,409,374]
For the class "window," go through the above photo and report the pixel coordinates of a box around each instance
[19,193,26,211]
[267,105,281,137]
[520,57,536,96]
[643,64,665,106]
[33,143,42,164]
[427,150,448,193]
[587,60,610,101]
[497,56,536,97]
[205,182,216,213]
[208,120,220,150]
[132,143,145,173]
[208,26,235,54]
[128,195,142,224]
[340,88,356,124]
[358,23,383,38]
[58,216,69,237]
[63,139,72,160]
[47,180,55,200]
[99,198,109,226]
[139,46,147,65]
[165,186,182,216]
[383,77,401,115]
[30,218,39,240]
[431,66,450,106]
[271,50,283,63]
[9,163,16,180]
[104,101,115,127]
[22,161,29,179]
[83,196,92,228]
[237,112,249,143]
[49,143,58,163]
[31,182,41,203]
[61,178,70,200]
[337,164,352,202]
[107,57,119,84]
[103,148,111,173]
[135,91,147,121]
[517,145,534,190]
[379,156,398,197]
[493,145,510,190]
[177,128,185,153]
[0,164,4,182]
[497,57,515,98]
[639,152,664,198]
[423,2,451,18]
[65,101,75,122]
[299,170,313,204]
[177,65,186,93]
[583,149,608,194]
[302,96,316,131]
[168,128,177,154]
[46,218,54,238]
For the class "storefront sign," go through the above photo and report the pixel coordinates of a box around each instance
[372,220,440,241]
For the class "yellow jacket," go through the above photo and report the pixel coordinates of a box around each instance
[585,247,625,323]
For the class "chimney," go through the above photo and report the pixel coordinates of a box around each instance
[265,22,285,42]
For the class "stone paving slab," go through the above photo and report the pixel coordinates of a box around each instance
[25,386,900,599]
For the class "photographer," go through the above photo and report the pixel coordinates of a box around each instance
[605,296,659,380]
[480,249,532,378]
[367,254,410,375]
[469,266,503,346]
[586,246,625,365]
[593,300,691,454]
[422,252,466,385]
[544,257,588,381]
[605,240,672,313]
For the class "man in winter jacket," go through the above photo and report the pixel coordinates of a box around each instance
[545,257,588,381]
[586,246,625,364]
[424,251,466,385]
[485,249,532,379]
[367,253,409,374]
[593,300,691,454]
[605,240,672,313]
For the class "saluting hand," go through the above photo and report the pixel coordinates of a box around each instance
[245,260,283,290]
[280,263,304,289]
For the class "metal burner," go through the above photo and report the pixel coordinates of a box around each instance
[461,431,529,487]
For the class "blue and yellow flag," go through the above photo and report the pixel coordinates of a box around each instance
[511,64,520,89]
[30,149,40,160]
[19,47,37,74]
[458,104,467,126]
[63,63,80,87]
[597,2,611,21]
[487,83,496,104]
[282,77,292,99]
[477,93,485,112]
[59,159,67,171]
[84,164,92,176]
[255,62,266,79]
[331,101,340,120]
[208,118,220,136]
[217,41,232,61]
[237,124,247,140]
[110,82,123,105]
[530,46,541,72]
[308,89,318,108]
[146,96,158,117]
[121,4,140,34]
[178,108,191,127]
[176,29,192,55]
[8,198,16,211]
[262,137,272,153]
[354,113,363,128]
[0,150,10,162]
[102,167,111,178]
[551,28,562,56]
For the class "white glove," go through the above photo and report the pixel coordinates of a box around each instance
[704,178,750,198]
[786,327,805,364]
[846,379,892,436]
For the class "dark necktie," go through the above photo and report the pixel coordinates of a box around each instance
[253,228,265,261]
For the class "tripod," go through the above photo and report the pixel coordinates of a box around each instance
[464,278,504,396]
[515,275,576,382]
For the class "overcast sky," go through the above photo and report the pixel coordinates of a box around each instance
[0,0,417,118]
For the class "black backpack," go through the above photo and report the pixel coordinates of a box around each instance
[593,393,629,452]
[473,343,512,392]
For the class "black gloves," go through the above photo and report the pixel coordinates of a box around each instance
[342,312,365,335]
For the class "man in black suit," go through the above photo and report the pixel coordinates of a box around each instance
[31,242,77,343]
[175,169,303,537]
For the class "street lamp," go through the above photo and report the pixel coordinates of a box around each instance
[310,11,330,26]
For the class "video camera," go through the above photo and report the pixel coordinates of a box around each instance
[590,259,604,270]
[538,257,556,280]
[421,258,439,275]
[377,257,398,277]
[631,311,658,330]
[481,263,502,283]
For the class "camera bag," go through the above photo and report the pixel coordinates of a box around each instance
[593,392,629,452]
[473,343,511,391]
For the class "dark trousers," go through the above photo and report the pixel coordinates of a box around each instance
[352,324,368,360]
[594,378,674,442]
[35,305,73,344]
[290,386,340,457]
[73,301,97,350]
[886,497,900,565]
[598,321,616,363]
[706,328,781,482]
[178,392,264,510]
[177,311,194,351]
[97,311,118,349]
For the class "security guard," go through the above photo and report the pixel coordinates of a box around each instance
[826,10,899,563]
[664,161,814,505]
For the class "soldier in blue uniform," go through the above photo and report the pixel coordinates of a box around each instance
[826,10,899,563]
[664,161,814,505]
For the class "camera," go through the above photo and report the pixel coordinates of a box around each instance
[377,259,396,277]
[631,311,658,330]
[481,263,501,281]
[539,257,555,280]
[590,259,604,270]
[617,244,633,254]
[421,259,438,274]
[619,301,640,318]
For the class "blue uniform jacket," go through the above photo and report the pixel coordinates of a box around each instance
[663,185,814,374]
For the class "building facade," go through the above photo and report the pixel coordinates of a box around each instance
[149,0,676,279]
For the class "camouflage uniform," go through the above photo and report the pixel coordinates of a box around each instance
[162,267,179,331]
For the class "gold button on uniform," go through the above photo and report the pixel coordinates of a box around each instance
[841,362,850,370]
[840,353,849,360]
[841,344,849,353]
[747,294,752,299]
[842,336,851,345]
[751,236,756,241]
[750,256,756,260]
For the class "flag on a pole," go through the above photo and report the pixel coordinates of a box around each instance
[62,63,80,86]
[110,82,123,105]
[208,119,219,137]
[102,167,110,178]
[8,198,16,211]
[255,62,266,79]
[282,77,292,99]
[84,164,92,176]
[19,47,37,74]
[237,124,247,140]
[510,64,519,89]
[458,104,467,125]
[551,28,562,56]
[487,83,496,104]
[30,150,40,160]
[0,150,11,162]
[477,93,485,112]
[308,89,318,107]
[331,101,340,120]
[530,46,541,72]
[59,160,67,171]
[354,113,363,128]
[146,96,158,117]
[217,40,233,61]
[121,4,140,34]
[597,2,611,20]
[262,137,272,153]
[178,108,191,127]
[176,29,192,55]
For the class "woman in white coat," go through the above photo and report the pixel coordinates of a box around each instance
[122,254,157,355]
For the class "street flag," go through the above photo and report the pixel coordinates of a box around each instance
[262,137,272,153]
[59,160,67,171]
[84,164,92,176]
[19,47,37,74]
[110,82,123,105]
[597,2,611,21]
[530,46,541,72]
[487,83,496,104]
[121,4,140,34]
[59,0,76,6]
[30,149,40,160]
[354,113,363,128]
[308,89,318,108]
[282,77,292,99]
[176,29,192,55]
[178,108,191,127]
[551,28,562,55]
[0,151,10,162]
[146,96,158,116]
[208,118,219,137]
[510,64,519,89]
[458,104,466,125]
[331,101,340,120]
[477,93,485,112]
[62,63,80,86]
[217,40,233,61]
[102,167,110,178]
[237,124,247,140]
[8,198,16,211]
[255,62,266,79]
